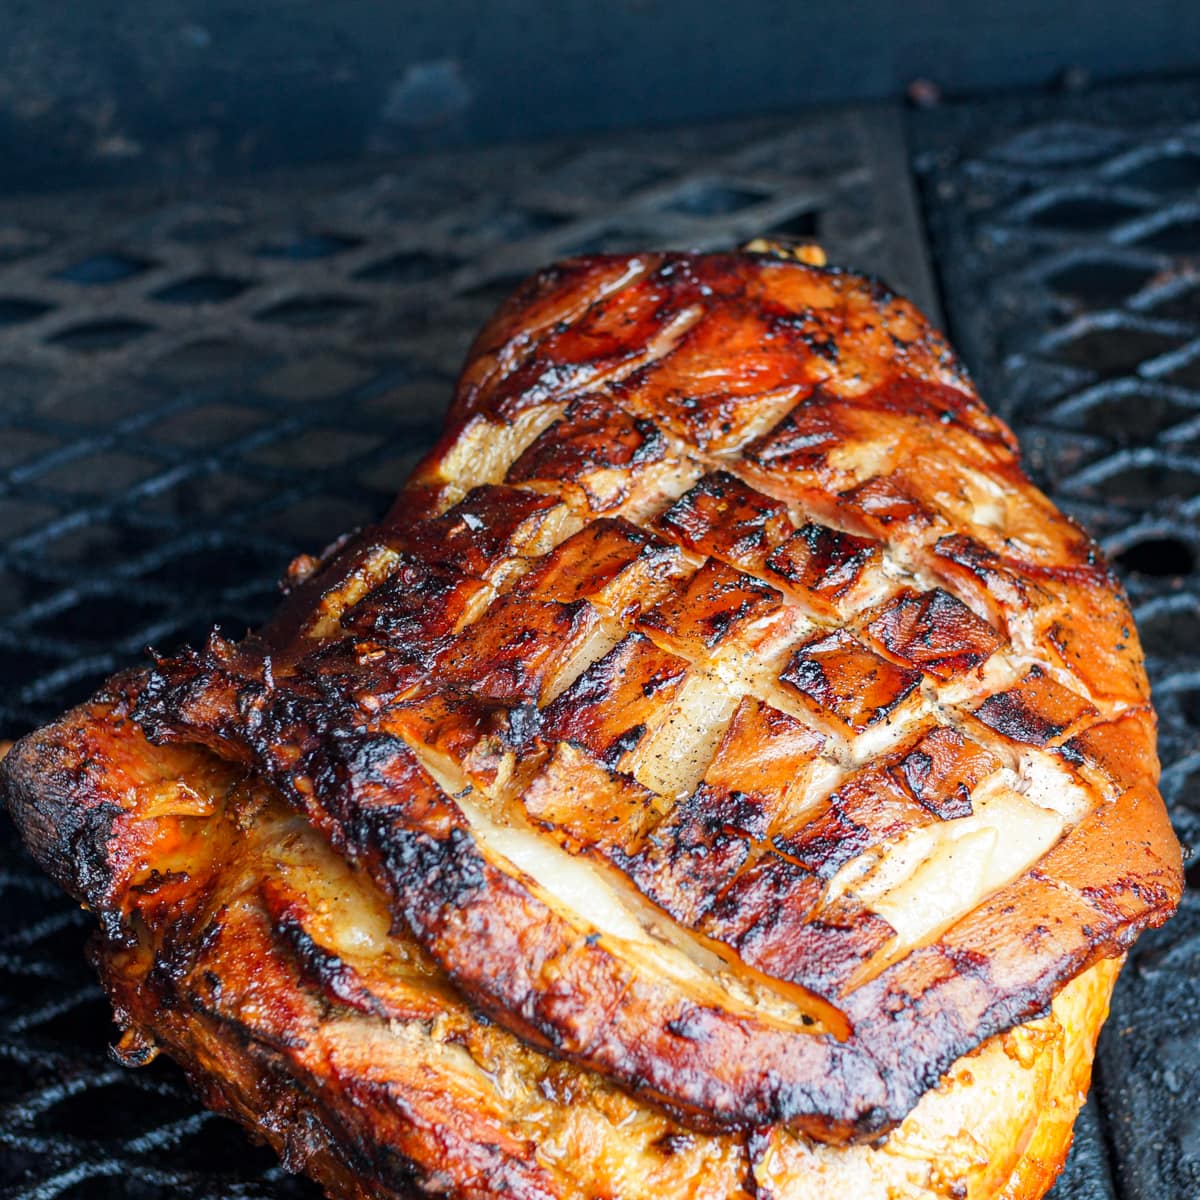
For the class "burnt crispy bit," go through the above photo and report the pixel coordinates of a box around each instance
[620,783,756,925]
[699,852,824,951]
[973,666,1098,747]
[697,848,897,1001]
[515,516,680,613]
[774,764,933,881]
[780,629,921,733]
[541,633,688,766]
[523,742,659,858]
[863,588,1004,680]
[638,558,784,656]
[433,594,599,705]
[402,484,563,578]
[652,471,791,567]
[724,891,894,1001]
[889,725,999,820]
[341,555,487,663]
[765,523,881,616]
[378,686,505,786]
[619,698,824,925]
[506,395,667,493]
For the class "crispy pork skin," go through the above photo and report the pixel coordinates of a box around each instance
[2,249,1182,1197]
[2,683,1126,1199]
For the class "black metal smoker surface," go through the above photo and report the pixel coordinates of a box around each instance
[0,77,1197,1200]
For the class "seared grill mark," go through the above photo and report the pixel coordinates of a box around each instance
[638,558,784,655]
[766,524,882,616]
[341,556,487,663]
[404,485,564,578]
[972,667,1097,747]
[890,726,999,820]
[863,588,1003,680]
[774,765,933,882]
[434,594,598,705]
[515,517,681,613]
[541,634,688,767]
[653,472,792,568]
[780,629,922,733]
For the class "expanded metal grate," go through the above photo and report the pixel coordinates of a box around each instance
[0,82,1195,1199]
[915,77,1200,1200]
[0,106,941,1200]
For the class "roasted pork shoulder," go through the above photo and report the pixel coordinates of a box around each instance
[3,248,1182,1200]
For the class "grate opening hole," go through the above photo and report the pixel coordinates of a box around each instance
[152,275,250,305]
[491,207,572,239]
[54,253,154,285]
[53,1175,169,1200]
[1146,281,1200,322]
[48,319,154,352]
[1175,687,1200,729]
[1094,459,1200,505]
[1048,325,1185,376]
[1045,259,1155,307]
[35,1079,197,1139]
[354,251,459,284]
[769,208,820,239]
[255,295,370,326]
[33,594,166,643]
[1139,603,1200,658]
[1162,351,1200,391]
[0,297,53,325]
[1117,152,1200,193]
[663,180,769,217]
[164,1114,281,1173]
[254,231,361,259]
[1133,216,1200,255]
[0,644,63,678]
[1068,390,1193,441]
[23,991,114,1050]
[152,338,262,383]
[1115,536,1195,578]
[462,273,533,307]
[561,230,621,257]
[145,544,272,595]
[1027,195,1144,232]
[1186,860,1200,890]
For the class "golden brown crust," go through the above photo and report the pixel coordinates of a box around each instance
[125,251,1182,1140]
[3,689,1120,1200]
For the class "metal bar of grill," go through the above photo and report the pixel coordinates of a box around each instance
[0,80,1196,1200]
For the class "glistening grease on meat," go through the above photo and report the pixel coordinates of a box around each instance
[2,248,1182,1200]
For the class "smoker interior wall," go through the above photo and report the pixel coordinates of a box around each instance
[3,0,1199,192]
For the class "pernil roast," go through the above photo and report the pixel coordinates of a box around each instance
[2,247,1183,1200]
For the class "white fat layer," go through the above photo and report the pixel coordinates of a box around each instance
[830,756,1090,953]
[627,672,739,800]
[434,404,565,490]
[540,620,625,705]
[409,743,828,1030]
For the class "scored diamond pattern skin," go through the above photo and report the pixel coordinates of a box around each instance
[86,249,1181,1144]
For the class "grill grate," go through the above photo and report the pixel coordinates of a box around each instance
[0,81,1195,1199]
[915,77,1200,1200]
[0,106,937,1200]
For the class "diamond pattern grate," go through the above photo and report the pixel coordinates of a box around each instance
[0,105,941,1200]
[915,76,1200,1200]
[0,81,1196,1198]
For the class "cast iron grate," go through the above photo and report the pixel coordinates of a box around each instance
[0,106,941,1200]
[916,77,1200,1200]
